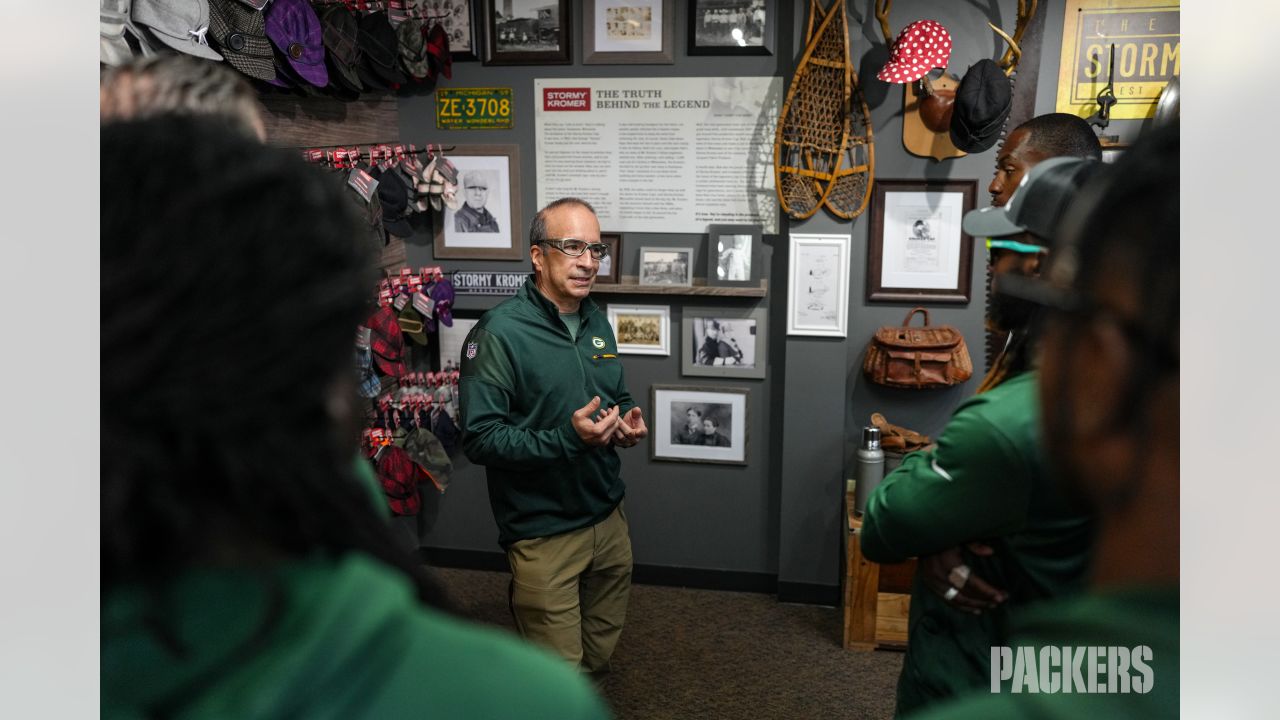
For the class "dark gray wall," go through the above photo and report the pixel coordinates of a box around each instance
[395,0,1158,591]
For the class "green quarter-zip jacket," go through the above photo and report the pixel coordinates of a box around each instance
[861,372,1095,716]
[460,278,635,548]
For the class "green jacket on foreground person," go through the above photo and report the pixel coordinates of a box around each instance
[460,277,635,548]
[860,372,1095,715]
[908,586,1178,719]
[101,554,611,720]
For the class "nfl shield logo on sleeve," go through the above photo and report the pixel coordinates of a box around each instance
[465,342,478,359]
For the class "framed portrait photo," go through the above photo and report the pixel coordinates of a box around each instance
[706,224,760,287]
[787,233,850,337]
[584,0,674,64]
[607,304,671,355]
[651,385,749,465]
[434,145,522,261]
[682,305,767,379]
[596,233,622,284]
[638,246,694,286]
[421,0,479,61]
[482,0,571,65]
[688,0,774,56]
[867,179,977,304]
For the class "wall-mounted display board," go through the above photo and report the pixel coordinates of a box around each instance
[1056,0,1180,120]
[534,76,782,234]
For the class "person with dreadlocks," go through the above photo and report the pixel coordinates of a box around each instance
[911,122,1179,720]
[101,116,610,720]
[860,156,1105,717]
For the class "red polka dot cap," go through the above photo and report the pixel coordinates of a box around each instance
[876,19,953,84]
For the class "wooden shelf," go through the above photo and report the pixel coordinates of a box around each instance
[592,276,768,297]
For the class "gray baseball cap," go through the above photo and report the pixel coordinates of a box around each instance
[962,157,1106,246]
[132,0,225,62]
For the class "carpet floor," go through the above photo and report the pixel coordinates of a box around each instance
[434,567,904,720]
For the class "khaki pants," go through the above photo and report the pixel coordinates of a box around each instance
[507,503,633,672]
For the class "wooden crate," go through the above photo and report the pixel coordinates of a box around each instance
[843,492,914,651]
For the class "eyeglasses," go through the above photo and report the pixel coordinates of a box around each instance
[539,238,609,260]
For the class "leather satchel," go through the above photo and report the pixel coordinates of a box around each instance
[863,307,973,389]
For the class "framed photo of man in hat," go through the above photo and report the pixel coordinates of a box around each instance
[867,179,977,303]
[434,144,522,260]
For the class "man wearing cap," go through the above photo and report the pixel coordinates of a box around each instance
[454,171,500,233]
[911,123,1179,720]
[860,158,1105,717]
[459,197,647,677]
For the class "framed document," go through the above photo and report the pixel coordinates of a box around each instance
[867,179,977,303]
[786,233,850,338]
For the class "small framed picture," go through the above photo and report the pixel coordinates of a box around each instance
[652,385,749,465]
[787,233,850,337]
[482,0,572,65]
[435,145,522,260]
[688,0,774,56]
[682,305,767,379]
[638,246,694,286]
[584,0,674,65]
[867,179,977,303]
[422,0,479,61]
[607,304,671,355]
[706,224,760,287]
[596,233,622,284]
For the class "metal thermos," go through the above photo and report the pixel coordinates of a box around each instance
[854,426,885,513]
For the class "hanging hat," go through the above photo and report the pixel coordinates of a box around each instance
[397,304,430,346]
[877,19,952,84]
[398,427,451,493]
[132,0,224,61]
[396,18,432,80]
[263,0,328,87]
[375,445,427,515]
[316,5,362,94]
[377,169,415,238]
[101,0,153,66]
[357,11,407,90]
[207,0,276,81]
[367,305,408,377]
[949,59,1013,153]
[425,22,451,80]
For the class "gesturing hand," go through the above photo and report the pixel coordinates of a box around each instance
[572,396,622,447]
[920,543,1006,615]
[612,407,648,448]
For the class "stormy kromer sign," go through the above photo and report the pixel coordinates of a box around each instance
[451,271,532,296]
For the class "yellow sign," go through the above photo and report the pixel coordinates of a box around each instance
[1056,0,1180,120]
[435,88,514,130]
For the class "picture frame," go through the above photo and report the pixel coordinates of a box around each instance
[596,233,622,284]
[705,224,761,287]
[434,144,523,260]
[786,233,850,338]
[638,246,694,286]
[584,0,674,65]
[866,179,977,304]
[607,304,671,355]
[421,0,479,61]
[651,385,749,465]
[681,305,767,379]
[687,0,774,56]
[481,0,571,65]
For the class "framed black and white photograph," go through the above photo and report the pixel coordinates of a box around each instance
[706,224,760,287]
[482,0,571,65]
[688,0,774,56]
[435,145,522,260]
[682,305,767,379]
[652,385,749,465]
[584,0,674,64]
[638,246,694,286]
[422,0,478,61]
[607,304,670,355]
[786,233,850,337]
[867,179,977,304]
[596,233,622,284]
